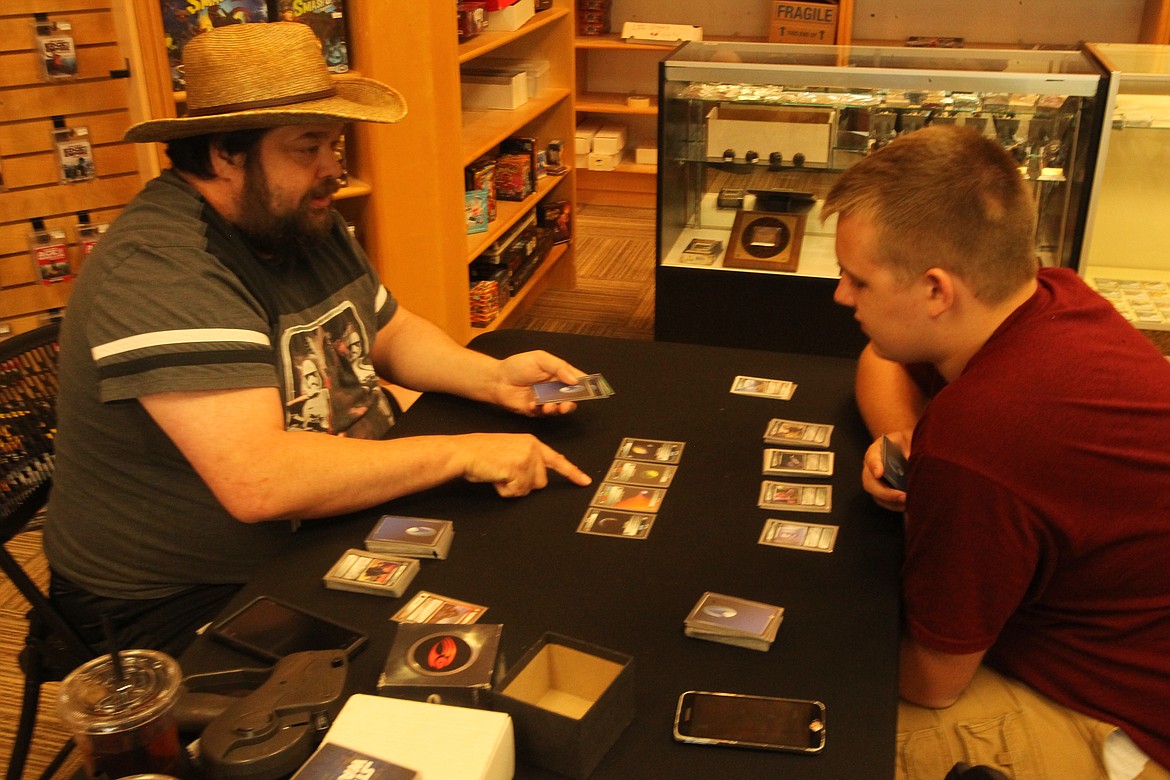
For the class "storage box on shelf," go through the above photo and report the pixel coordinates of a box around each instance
[656,40,1112,357]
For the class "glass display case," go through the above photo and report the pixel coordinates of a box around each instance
[1081,43,1170,332]
[655,41,1111,356]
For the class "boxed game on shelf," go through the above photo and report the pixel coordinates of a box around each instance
[159,0,269,91]
[273,0,349,72]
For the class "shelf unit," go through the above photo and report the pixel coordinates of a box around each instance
[127,0,576,345]
[572,0,1170,208]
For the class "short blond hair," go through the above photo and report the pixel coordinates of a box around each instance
[822,125,1037,304]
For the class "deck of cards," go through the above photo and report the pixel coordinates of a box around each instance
[758,518,838,553]
[365,515,454,559]
[533,373,614,404]
[323,549,420,597]
[763,448,833,478]
[731,375,796,400]
[758,480,832,513]
[764,418,833,449]
[684,592,784,652]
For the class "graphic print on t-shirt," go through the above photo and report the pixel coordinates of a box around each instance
[280,301,391,437]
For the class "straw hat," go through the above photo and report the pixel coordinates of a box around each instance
[125,22,406,143]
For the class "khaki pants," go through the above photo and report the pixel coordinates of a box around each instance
[896,666,1170,780]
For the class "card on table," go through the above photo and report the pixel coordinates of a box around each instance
[614,437,685,464]
[604,459,677,487]
[364,515,454,559]
[762,448,834,478]
[391,591,487,625]
[730,375,796,400]
[758,480,832,513]
[532,373,614,404]
[577,507,655,539]
[758,518,838,553]
[590,482,667,513]
[323,549,420,597]
[880,435,908,491]
[683,591,784,651]
[763,418,833,449]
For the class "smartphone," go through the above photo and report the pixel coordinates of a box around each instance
[207,595,368,663]
[673,691,826,754]
[880,435,908,491]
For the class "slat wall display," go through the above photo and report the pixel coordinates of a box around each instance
[0,0,155,338]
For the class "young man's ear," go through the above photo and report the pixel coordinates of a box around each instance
[923,267,957,318]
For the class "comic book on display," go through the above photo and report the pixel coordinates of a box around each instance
[274,0,349,73]
[158,0,269,91]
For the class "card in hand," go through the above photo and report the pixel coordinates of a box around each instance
[391,591,487,625]
[763,418,833,449]
[591,482,667,513]
[758,480,832,512]
[684,592,784,651]
[758,518,838,553]
[533,373,614,404]
[881,435,908,491]
[604,459,677,487]
[763,448,834,478]
[614,437,685,464]
[577,508,655,539]
[730,375,796,400]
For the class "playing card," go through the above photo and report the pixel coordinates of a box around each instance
[577,508,655,539]
[758,518,838,553]
[763,448,834,477]
[758,480,832,513]
[604,459,677,487]
[730,375,796,400]
[533,373,613,403]
[323,549,419,597]
[763,418,833,449]
[590,482,667,513]
[391,591,487,625]
[881,435,908,491]
[614,437,685,464]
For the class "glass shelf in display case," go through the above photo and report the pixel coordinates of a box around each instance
[655,41,1112,355]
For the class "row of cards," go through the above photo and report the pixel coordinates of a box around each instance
[578,437,687,540]
[758,416,839,553]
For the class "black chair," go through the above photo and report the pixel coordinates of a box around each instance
[0,323,98,780]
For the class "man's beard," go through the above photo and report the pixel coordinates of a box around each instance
[236,161,340,258]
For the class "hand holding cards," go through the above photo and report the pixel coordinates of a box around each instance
[880,435,908,491]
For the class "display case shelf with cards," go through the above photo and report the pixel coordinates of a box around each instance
[654,40,1112,356]
[1080,43,1170,332]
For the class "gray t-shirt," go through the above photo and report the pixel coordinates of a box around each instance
[45,170,398,598]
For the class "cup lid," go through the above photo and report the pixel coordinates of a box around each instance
[57,650,182,734]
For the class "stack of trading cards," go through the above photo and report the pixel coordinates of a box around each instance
[391,591,487,625]
[758,518,838,554]
[764,418,833,448]
[758,480,832,513]
[323,549,420,597]
[578,438,685,540]
[763,448,833,477]
[365,515,454,559]
[684,592,784,652]
[730,375,796,400]
[533,373,614,404]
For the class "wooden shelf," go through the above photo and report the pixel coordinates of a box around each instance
[462,88,572,164]
[459,8,570,64]
[576,92,659,115]
[467,172,567,259]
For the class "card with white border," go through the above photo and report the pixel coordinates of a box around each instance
[391,591,487,625]
[758,518,839,553]
[758,480,832,512]
[763,418,833,449]
[730,375,796,400]
[323,549,420,597]
[763,448,834,478]
[577,508,655,539]
[604,459,677,487]
[614,437,685,464]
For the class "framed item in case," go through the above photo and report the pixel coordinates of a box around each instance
[723,210,805,272]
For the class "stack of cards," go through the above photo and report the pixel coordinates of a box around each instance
[578,438,685,540]
[758,518,838,554]
[758,480,831,513]
[391,591,487,625]
[533,373,614,403]
[764,418,832,448]
[365,515,454,559]
[684,592,784,652]
[731,375,796,400]
[763,448,833,477]
[323,549,420,597]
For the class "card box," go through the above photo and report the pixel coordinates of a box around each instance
[316,694,513,780]
[275,0,349,73]
[291,742,416,779]
[461,68,529,110]
[485,0,534,31]
[492,633,634,780]
[592,124,628,156]
[378,623,503,708]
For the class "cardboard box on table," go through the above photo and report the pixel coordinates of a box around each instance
[491,633,634,780]
[377,623,504,708]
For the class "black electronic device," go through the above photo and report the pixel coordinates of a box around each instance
[207,595,367,663]
[673,691,825,754]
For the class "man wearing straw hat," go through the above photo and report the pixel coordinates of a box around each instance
[44,23,591,654]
